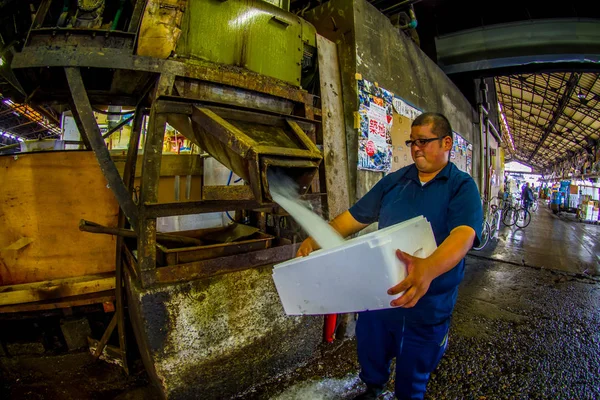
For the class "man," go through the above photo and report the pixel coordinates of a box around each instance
[297,112,482,399]
[522,183,534,211]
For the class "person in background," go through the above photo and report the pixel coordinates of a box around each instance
[297,112,483,400]
[523,183,534,211]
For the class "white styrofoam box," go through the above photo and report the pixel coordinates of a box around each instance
[272,216,437,315]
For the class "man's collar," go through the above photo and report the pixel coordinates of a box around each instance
[399,162,453,184]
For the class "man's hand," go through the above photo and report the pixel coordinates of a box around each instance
[387,250,434,308]
[296,237,320,257]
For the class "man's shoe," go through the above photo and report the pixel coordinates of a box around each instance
[352,385,383,400]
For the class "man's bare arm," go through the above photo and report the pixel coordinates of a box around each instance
[296,211,369,257]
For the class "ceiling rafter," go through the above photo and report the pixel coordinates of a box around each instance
[528,73,581,162]
[496,72,600,172]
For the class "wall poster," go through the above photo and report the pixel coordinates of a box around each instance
[357,78,421,173]
[451,132,472,175]
[356,77,471,176]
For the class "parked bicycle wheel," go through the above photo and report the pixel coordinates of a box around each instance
[472,221,491,250]
[490,210,501,238]
[502,206,517,226]
[515,208,531,228]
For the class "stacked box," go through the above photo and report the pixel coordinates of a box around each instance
[570,185,579,195]
[586,204,594,221]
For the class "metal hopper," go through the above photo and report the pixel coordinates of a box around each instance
[169,105,322,204]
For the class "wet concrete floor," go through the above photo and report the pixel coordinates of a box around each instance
[1,203,599,399]
[476,201,600,275]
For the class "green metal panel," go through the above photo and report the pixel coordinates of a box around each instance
[176,0,316,86]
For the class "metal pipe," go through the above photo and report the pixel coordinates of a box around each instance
[479,107,486,192]
[79,219,204,247]
[0,142,20,151]
[488,120,502,143]
[483,115,489,200]
[479,79,490,200]
[486,118,492,198]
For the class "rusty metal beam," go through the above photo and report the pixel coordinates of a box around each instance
[128,0,147,33]
[112,103,144,375]
[102,114,135,140]
[202,185,255,201]
[136,75,170,282]
[144,200,266,218]
[144,193,326,218]
[153,244,301,285]
[80,219,204,246]
[92,312,118,360]
[6,120,37,130]
[65,67,139,229]
[528,73,581,163]
[13,50,315,105]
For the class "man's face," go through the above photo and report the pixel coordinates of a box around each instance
[410,124,452,173]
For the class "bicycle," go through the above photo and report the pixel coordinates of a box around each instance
[502,195,532,228]
[473,196,503,251]
[514,206,532,228]
[501,195,519,227]
[530,197,539,212]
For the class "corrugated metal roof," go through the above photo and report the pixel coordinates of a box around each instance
[495,72,600,171]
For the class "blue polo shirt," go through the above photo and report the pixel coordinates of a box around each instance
[349,162,483,325]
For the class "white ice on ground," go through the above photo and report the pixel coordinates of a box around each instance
[270,374,362,400]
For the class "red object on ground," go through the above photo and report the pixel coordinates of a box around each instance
[324,314,337,343]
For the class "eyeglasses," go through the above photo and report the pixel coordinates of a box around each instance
[405,137,447,147]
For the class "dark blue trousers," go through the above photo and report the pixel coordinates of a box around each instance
[356,312,450,399]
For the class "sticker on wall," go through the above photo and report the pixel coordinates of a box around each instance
[392,97,421,120]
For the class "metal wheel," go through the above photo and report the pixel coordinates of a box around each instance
[515,208,532,228]
[473,221,491,251]
[531,201,539,212]
[502,206,517,226]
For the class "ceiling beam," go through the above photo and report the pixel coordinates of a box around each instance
[528,73,581,163]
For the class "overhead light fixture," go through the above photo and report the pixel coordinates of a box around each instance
[577,89,586,100]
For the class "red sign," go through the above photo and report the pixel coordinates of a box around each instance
[366,140,376,157]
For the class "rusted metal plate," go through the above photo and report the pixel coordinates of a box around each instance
[174,80,294,115]
[202,185,255,201]
[190,106,322,204]
[156,232,274,266]
[27,29,136,49]
[12,50,315,105]
[154,244,300,284]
